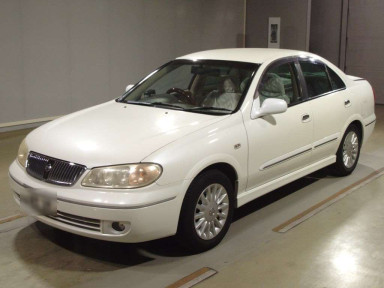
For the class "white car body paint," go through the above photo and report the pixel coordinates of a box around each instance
[25,100,228,167]
[9,48,376,243]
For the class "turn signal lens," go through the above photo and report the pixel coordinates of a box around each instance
[17,138,28,168]
[81,163,162,189]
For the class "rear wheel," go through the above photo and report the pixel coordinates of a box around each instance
[177,170,234,253]
[330,124,361,176]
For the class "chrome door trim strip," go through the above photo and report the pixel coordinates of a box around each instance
[260,145,312,171]
[313,137,338,149]
[365,119,376,127]
[313,133,340,150]
[260,133,340,171]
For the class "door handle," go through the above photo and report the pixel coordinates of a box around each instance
[302,114,310,122]
[345,99,351,107]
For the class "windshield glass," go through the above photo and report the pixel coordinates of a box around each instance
[118,60,259,114]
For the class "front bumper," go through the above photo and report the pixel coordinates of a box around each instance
[9,160,187,243]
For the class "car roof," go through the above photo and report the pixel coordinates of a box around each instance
[177,48,316,64]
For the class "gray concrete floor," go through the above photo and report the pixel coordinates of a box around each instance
[197,175,384,288]
[0,106,383,288]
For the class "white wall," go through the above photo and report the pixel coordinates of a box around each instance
[0,0,245,125]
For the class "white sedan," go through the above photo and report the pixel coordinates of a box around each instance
[9,48,376,252]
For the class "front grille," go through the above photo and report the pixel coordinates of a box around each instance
[27,152,86,186]
[48,211,101,232]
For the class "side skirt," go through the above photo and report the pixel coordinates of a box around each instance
[237,156,336,207]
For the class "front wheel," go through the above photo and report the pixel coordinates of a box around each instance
[177,170,234,253]
[330,124,361,176]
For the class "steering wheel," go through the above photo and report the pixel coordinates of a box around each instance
[166,87,194,105]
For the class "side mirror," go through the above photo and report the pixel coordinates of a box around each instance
[125,84,134,92]
[251,98,287,119]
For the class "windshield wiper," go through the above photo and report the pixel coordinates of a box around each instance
[149,102,186,110]
[187,106,232,112]
[125,101,185,110]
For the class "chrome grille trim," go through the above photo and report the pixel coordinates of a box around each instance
[26,152,86,186]
[48,211,101,232]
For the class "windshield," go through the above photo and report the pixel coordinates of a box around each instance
[118,60,259,115]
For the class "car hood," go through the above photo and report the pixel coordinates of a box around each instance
[27,101,228,167]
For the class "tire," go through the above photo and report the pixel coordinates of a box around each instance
[330,124,361,176]
[177,169,235,253]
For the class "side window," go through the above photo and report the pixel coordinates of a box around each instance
[300,61,332,97]
[258,62,301,106]
[327,67,346,90]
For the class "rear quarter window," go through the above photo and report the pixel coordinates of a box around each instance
[327,67,346,90]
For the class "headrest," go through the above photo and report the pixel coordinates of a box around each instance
[223,78,237,93]
[260,73,285,97]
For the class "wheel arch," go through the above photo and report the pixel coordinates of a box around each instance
[340,115,365,144]
[349,119,364,142]
[184,161,240,209]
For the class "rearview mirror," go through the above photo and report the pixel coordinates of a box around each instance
[125,84,134,92]
[251,98,287,119]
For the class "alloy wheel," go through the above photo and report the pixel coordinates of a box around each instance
[342,131,359,169]
[194,183,229,240]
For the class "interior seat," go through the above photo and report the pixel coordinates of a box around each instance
[259,74,290,105]
[202,78,241,110]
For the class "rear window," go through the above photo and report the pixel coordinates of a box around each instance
[300,61,333,97]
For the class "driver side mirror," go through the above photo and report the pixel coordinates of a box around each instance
[251,98,287,119]
[125,84,134,92]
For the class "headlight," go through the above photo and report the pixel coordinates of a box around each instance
[17,138,28,168]
[81,163,162,189]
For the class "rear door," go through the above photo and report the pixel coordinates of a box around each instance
[298,59,349,162]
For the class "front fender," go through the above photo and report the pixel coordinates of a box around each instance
[143,112,248,194]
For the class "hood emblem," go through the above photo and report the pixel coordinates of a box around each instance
[45,163,53,172]
[43,161,55,179]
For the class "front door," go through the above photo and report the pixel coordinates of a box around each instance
[244,60,313,191]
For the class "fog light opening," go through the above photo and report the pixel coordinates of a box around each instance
[101,220,131,235]
[112,221,125,232]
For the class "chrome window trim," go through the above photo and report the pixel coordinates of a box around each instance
[297,58,347,101]
[300,87,347,102]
